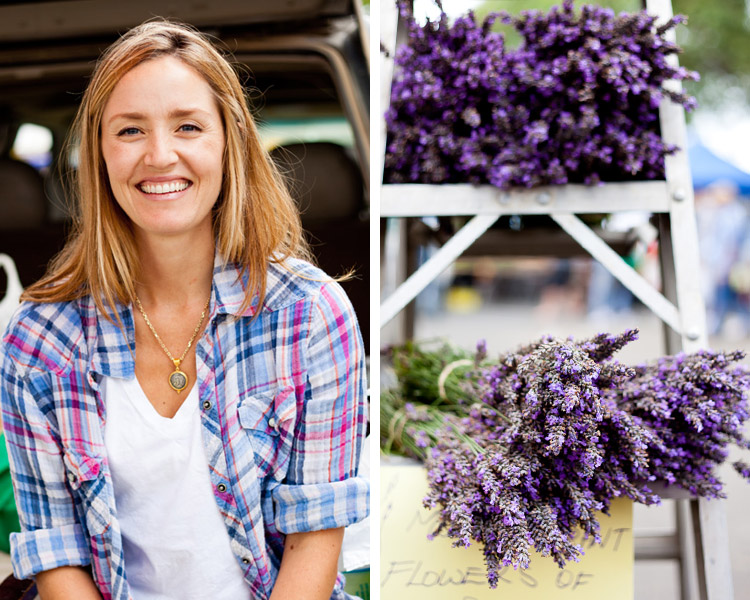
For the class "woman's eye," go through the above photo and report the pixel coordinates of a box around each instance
[117,127,141,136]
[179,124,201,133]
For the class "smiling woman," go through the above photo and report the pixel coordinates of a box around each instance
[0,20,368,600]
[101,56,225,246]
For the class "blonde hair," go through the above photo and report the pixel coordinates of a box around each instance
[23,19,311,316]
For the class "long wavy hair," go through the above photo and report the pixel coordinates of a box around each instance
[22,19,311,316]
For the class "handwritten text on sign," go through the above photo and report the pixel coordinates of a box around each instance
[380,465,633,599]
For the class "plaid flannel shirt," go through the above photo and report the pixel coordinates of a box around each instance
[0,256,369,600]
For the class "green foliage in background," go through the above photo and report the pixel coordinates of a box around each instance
[672,0,750,107]
[468,0,750,109]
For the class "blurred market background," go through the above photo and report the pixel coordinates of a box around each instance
[382,0,750,598]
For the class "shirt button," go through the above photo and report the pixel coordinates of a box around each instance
[217,483,227,493]
[67,472,76,483]
[202,400,211,410]
[242,558,251,564]
[268,417,277,429]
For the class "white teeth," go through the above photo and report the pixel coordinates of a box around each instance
[140,181,189,194]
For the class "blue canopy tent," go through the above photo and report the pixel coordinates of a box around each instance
[688,141,750,196]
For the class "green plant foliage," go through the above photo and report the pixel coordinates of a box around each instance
[672,0,750,107]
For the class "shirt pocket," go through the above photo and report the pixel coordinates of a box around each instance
[62,449,112,537]
[237,386,296,481]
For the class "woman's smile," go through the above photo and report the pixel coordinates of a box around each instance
[100,55,225,240]
[137,178,192,196]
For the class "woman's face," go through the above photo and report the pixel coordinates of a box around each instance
[100,55,225,243]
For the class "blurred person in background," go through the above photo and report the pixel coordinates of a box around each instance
[695,180,750,337]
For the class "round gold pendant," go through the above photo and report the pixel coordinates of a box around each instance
[169,369,188,393]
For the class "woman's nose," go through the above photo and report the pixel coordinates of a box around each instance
[143,132,178,168]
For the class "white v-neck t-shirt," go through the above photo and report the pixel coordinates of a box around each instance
[103,376,249,599]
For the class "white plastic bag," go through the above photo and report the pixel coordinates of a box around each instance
[339,435,370,572]
[0,254,22,336]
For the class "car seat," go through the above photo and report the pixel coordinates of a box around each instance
[0,141,66,291]
[0,159,46,231]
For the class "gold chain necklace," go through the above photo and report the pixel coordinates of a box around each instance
[135,296,210,394]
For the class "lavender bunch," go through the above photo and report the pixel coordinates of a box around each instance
[499,2,697,186]
[617,350,750,497]
[389,339,479,406]
[385,5,509,184]
[424,330,664,586]
[382,391,480,459]
[384,0,699,188]
[381,341,483,458]
[382,332,750,588]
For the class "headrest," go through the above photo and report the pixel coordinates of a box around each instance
[0,158,46,229]
[270,142,363,223]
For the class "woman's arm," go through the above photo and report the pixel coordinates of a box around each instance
[269,528,344,600]
[2,324,102,587]
[269,281,368,598]
[36,567,102,600]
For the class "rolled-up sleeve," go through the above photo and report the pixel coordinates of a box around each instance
[1,353,90,579]
[273,281,369,534]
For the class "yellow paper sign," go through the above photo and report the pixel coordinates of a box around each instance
[381,465,633,599]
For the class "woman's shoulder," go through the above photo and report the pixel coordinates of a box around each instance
[2,298,86,375]
[264,258,346,311]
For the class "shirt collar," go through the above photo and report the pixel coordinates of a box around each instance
[84,295,136,382]
[212,253,311,317]
[86,252,311,379]
[211,253,256,317]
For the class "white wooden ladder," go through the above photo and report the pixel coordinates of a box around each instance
[378,1,734,598]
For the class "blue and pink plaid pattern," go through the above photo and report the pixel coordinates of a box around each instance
[1,255,369,600]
